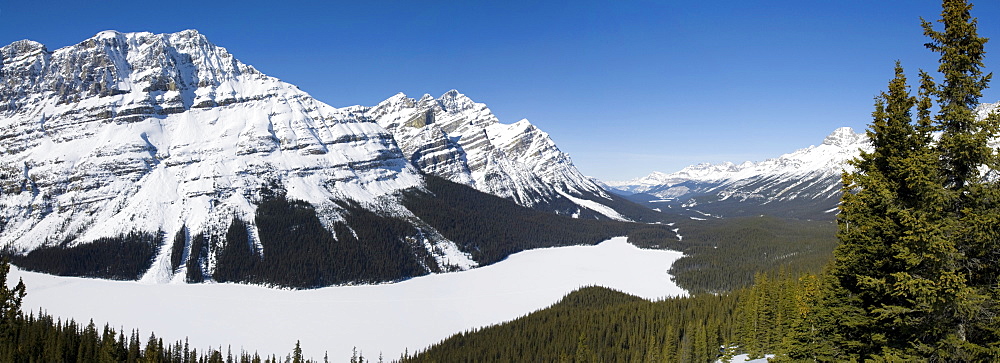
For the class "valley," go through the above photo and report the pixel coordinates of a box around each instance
[9,237,684,360]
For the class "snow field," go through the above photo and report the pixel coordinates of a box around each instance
[9,237,685,360]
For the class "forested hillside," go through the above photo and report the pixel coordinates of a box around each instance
[666,217,836,293]
[4,175,684,289]
[403,285,741,362]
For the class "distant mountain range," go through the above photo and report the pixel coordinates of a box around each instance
[0,30,660,287]
[604,102,999,220]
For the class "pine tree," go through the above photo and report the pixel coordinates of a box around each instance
[776,273,830,361]
[736,273,770,358]
[805,0,1000,361]
[0,258,26,339]
[292,341,303,363]
[921,0,1000,359]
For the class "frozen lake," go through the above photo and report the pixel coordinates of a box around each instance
[9,237,685,360]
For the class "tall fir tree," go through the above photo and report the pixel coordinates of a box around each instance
[0,258,26,341]
[922,0,1000,359]
[817,62,937,360]
[293,340,303,363]
[777,273,829,361]
[804,0,1000,361]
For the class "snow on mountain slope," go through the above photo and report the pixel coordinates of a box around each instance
[609,127,866,202]
[362,90,631,221]
[608,103,1000,219]
[607,127,878,219]
[0,30,475,282]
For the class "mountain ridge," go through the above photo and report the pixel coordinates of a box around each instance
[606,103,1000,219]
[360,89,635,221]
[0,30,664,287]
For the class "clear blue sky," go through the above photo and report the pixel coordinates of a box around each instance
[3,1,999,181]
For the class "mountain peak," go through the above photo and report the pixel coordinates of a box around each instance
[0,29,429,271]
[437,90,478,112]
[94,30,124,40]
[166,29,212,46]
[174,29,203,37]
[822,127,865,147]
[383,92,410,104]
[78,30,217,54]
[1,39,48,59]
[368,90,617,217]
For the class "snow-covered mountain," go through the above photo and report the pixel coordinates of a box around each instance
[359,90,633,221]
[608,102,1000,219]
[0,30,657,287]
[607,127,874,219]
[0,30,470,282]
[607,127,867,215]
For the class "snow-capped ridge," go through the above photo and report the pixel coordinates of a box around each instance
[604,126,871,217]
[822,126,865,147]
[368,90,624,218]
[1,39,47,58]
[2,29,649,287]
[605,104,998,219]
[633,126,869,186]
[0,29,438,282]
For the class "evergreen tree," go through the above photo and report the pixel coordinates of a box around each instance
[805,0,1000,360]
[293,340,303,363]
[776,273,831,361]
[921,0,1000,359]
[819,62,942,360]
[0,257,26,340]
[736,273,771,358]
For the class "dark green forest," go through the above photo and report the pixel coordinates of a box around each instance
[666,217,836,294]
[402,285,741,362]
[404,271,824,363]
[403,175,646,266]
[211,194,431,287]
[11,232,161,281]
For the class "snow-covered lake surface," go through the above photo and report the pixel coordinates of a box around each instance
[9,237,685,360]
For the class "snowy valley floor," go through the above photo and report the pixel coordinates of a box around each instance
[9,237,685,360]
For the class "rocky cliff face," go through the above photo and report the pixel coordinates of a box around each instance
[362,90,630,221]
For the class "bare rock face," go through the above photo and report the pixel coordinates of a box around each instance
[365,90,629,220]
